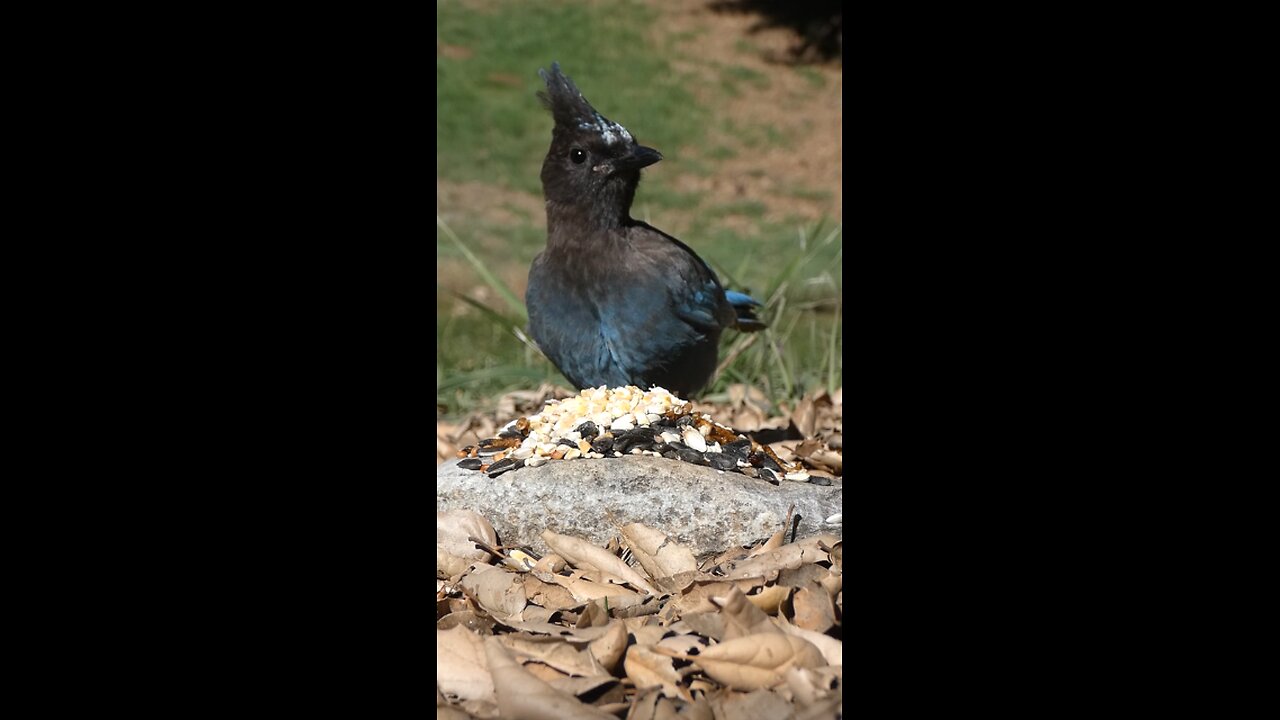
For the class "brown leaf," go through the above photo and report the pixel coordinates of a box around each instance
[437,510,497,579]
[710,687,796,720]
[498,634,606,678]
[722,534,840,581]
[459,566,527,621]
[744,584,793,615]
[587,620,628,672]
[546,675,623,704]
[541,530,659,595]
[773,617,843,667]
[628,689,684,720]
[436,625,495,703]
[655,633,709,656]
[624,644,690,701]
[686,633,825,691]
[436,610,496,635]
[777,564,831,588]
[791,395,817,438]
[533,553,566,574]
[809,448,843,473]
[791,584,837,633]
[621,523,698,580]
[547,571,642,603]
[662,580,735,617]
[678,612,725,641]
[522,575,581,612]
[483,637,616,720]
[630,623,669,647]
[712,586,777,640]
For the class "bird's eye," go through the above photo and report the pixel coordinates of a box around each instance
[570,148,586,164]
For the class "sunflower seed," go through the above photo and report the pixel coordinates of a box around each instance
[457,458,483,471]
[677,448,709,466]
[486,458,521,477]
[723,439,752,459]
[705,452,738,471]
[682,426,707,452]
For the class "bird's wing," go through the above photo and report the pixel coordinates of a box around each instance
[626,222,737,331]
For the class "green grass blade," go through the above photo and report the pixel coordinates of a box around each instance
[438,215,528,321]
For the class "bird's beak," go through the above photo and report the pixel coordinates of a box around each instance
[615,145,663,171]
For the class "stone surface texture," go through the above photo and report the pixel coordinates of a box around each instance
[437,456,842,559]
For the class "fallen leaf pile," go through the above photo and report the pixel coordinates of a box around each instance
[439,384,842,482]
[437,510,843,718]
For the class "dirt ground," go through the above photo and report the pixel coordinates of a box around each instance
[654,0,843,227]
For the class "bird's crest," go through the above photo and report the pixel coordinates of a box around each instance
[538,62,634,147]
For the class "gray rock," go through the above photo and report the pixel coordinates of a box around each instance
[437,456,842,559]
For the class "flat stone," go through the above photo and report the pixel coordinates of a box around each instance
[437,456,842,560]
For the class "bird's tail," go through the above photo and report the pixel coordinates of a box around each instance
[726,290,767,332]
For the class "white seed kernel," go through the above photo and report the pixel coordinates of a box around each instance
[682,426,707,452]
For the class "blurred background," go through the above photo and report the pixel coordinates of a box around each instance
[437,0,842,422]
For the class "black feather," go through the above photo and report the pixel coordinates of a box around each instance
[525,63,767,398]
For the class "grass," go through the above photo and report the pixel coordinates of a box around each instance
[437,0,841,420]
[435,1,707,197]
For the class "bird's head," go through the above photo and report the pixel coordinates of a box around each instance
[537,62,662,226]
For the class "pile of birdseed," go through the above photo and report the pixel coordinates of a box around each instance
[454,385,820,485]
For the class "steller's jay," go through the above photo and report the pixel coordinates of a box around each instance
[526,62,765,398]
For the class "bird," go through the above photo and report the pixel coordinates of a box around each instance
[525,62,765,399]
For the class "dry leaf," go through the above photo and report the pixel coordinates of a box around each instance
[533,553,566,574]
[459,566,527,621]
[809,448,842,473]
[546,675,622,703]
[791,584,837,633]
[576,599,611,629]
[483,637,616,720]
[541,530,659,595]
[522,575,582,612]
[437,610,495,635]
[547,572,642,603]
[655,633,708,656]
[628,689,683,720]
[745,584,793,615]
[678,612,725,641]
[587,620,628,671]
[819,571,842,600]
[749,528,786,558]
[630,623,669,647]
[783,666,842,709]
[791,395,817,438]
[662,580,735,617]
[722,534,840,581]
[435,705,473,720]
[437,510,497,579]
[498,634,605,677]
[436,625,495,703]
[711,687,795,720]
[687,633,825,691]
[712,586,777,640]
[777,564,832,588]
[624,644,690,701]
[773,618,843,667]
[621,523,698,580]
